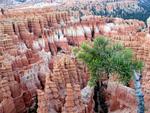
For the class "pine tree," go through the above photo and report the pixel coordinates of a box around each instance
[74,37,144,113]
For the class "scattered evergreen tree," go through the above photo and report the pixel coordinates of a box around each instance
[74,37,144,113]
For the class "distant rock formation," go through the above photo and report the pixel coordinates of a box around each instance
[59,0,150,23]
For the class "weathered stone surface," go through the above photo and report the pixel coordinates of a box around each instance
[107,82,137,113]
[0,3,150,113]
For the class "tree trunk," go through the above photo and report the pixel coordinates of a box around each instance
[133,70,145,113]
[93,81,108,113]
[93,81,101,112]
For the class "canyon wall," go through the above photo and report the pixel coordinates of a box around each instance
[0,4,149,113]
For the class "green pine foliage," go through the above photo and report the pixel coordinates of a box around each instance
[74,37,143,87]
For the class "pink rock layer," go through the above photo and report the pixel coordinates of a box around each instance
[0,4,149,113]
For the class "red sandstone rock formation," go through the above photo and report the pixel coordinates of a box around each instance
[0,80,17,113]
[36,55,93,113]
[62,83,77,113]
[0,5,150,113]
[107,82,137,113]
[37,90,48,113]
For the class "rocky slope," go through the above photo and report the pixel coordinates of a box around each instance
[1,0,150,23]
[57,0,150,23]
[0,0,54,8]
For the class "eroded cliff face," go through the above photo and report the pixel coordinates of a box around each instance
[0,7,94,113]
[37,54,94,113]
[0,4,150,113]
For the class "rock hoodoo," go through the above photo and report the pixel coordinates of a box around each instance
[0,2,150,113]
